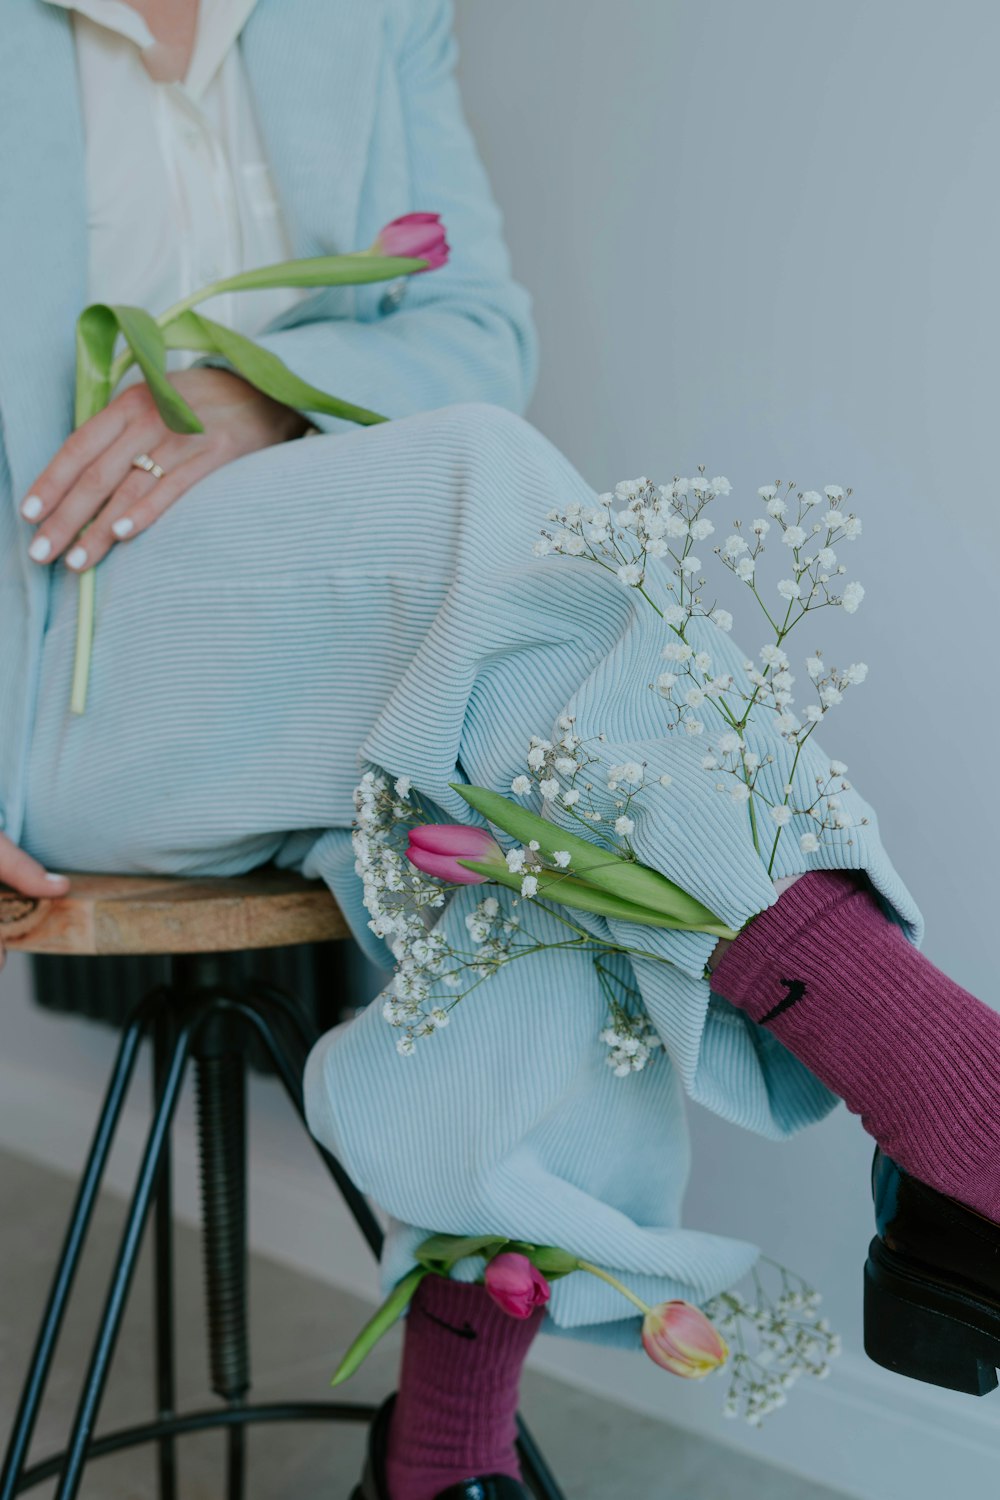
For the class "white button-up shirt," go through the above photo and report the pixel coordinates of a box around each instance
[45,0,303,358]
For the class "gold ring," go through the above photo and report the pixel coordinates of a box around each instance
[131,453,166,479]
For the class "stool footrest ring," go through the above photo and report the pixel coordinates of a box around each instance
[15,1402,381,1493]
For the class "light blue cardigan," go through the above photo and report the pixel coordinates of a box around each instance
[0,0,537,842]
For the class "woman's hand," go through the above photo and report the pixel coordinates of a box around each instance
[0,837,69,974]
[20,369,309,572]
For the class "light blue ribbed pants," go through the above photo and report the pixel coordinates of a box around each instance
[23,403,923,1345]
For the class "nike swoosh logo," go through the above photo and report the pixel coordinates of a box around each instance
[418,1306,478,1340]
[759,977,807,1025]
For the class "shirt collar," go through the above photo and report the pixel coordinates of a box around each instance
[42,0,154,49]
[41,0,258,99]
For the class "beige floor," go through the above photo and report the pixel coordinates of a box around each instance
[0,1147,849,1500]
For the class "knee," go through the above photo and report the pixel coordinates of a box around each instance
[429,403,580,501]
[430,400,541,452]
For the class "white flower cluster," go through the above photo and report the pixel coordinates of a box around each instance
[353,772,523,1054]
[534,472,728,603]
[511,717,677,852]
[509,729,667,1069]
[702,1261,842,1427]
[599,1006,663,1076]
[716,482,863,618]
[537,469,869,874]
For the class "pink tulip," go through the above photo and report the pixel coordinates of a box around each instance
[641,1300,729,1379]
[406,823,503,884]
[373,212,450,271]
[484,1254,551,1319]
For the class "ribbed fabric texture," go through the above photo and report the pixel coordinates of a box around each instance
[386,1278,541,1500]
[20,400,925,1342]
[712,870,1000,1220]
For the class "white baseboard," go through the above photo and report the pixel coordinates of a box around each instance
[1,1050,998,1500]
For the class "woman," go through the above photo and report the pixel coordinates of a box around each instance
[3,4,999,1498]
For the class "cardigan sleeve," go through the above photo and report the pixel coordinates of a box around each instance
[249,0,539,430]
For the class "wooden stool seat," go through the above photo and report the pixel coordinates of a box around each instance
[0,870,348,956]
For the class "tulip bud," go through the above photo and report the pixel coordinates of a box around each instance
[406,824,503,884]
[373,212,450,271]
[641,1300,728,1378]
[484,1253,551,1318]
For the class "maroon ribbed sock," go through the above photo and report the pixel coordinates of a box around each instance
[711,869,1000,1221]
[385,1276,543,1500]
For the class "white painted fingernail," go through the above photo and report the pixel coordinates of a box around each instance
[112,517,135,539]
[66,546,88,571]
[21,495,43,521]
[45,873,66,885]
[28,536,52,562]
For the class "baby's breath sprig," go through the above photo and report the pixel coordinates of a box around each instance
[702,1256,842,1426]
[355,771,549,1053]
[537,469,868,874]
[595,961,663,1076]
[510,717,675,850]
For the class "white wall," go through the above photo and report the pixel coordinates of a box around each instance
[3,3,1000,1495]
[451,0,1000,1488]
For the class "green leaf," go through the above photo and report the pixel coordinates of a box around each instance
[195,252,429,298]
[504,1243,581,1278]
[415,1234,511,1274]
[452,783,726,929]
[109,305,204,433]
[330,1266,429,1387]
[458,857,734,935]
[162,311,387,427]
[75,305,118,426]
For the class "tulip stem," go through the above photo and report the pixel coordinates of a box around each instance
[575,1260,650,1315]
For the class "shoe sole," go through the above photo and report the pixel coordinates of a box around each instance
[864,1236,1000,1396]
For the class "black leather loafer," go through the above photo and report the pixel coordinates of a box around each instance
[352,1395,532,1500]
[865,1147,1000,1395]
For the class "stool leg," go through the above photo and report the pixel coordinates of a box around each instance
[152,1011,178,1500]
[236,994,385,1258]
[0,1000,155,1500]
[516,1415,568,1500]
[194,1046,250,1500]
[52,1021,192,1500]
[246,980,317,1053]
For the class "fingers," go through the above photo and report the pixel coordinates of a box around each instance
[20,367,282,571]
[60,442,173,572]
[20,384,161,549]
[0,834,70,900]
[26,425,166,566]
[69,440,232,568]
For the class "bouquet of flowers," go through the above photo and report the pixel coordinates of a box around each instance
[347,467,866,1419]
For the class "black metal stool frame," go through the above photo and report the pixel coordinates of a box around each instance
[0,951,566,1500]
